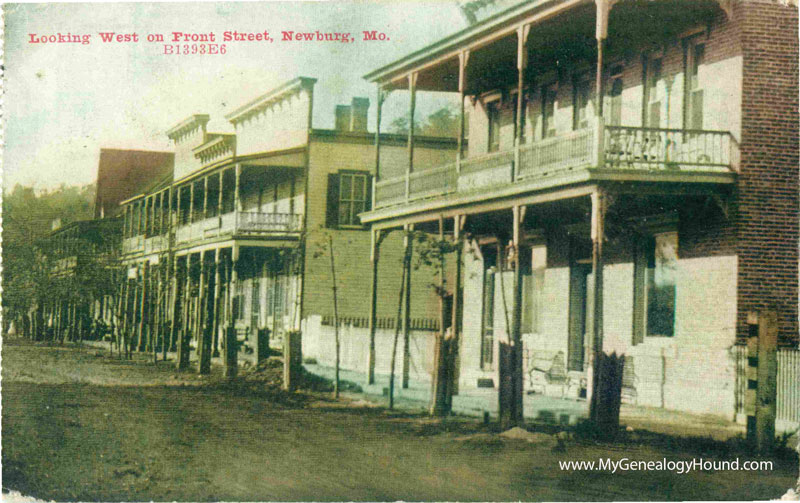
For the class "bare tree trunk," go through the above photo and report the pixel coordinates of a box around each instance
[328,235,341,399]
[389,246,410,409]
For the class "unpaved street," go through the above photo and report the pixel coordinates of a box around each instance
[2,339,797,501]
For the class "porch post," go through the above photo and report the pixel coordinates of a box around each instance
[430,216,450,416]
[169,255,180,352]
[406,72,418,201]
[225,244,240,378]
[218,172,224,223]
[447,215,464,398]
[212,248,222,361]
[177,255,191,370]
[514,25,531,179]
[588,188,607,421]
[457,51,470,173]
[189,183,195,224]
[511,205,526,425]
[367,228,385,385]
[234,164,242,213]
[374,85,385,207]
[203,176,209,220]
[402,224,414,389]
[137,262,147,352]
[595,0,614,118]
[197,251,210,373]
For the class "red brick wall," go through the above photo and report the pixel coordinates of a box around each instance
[737,0,799,347]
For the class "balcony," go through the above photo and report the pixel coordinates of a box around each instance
[373,123,738,210]
[175,211,302,245]
[122,233,170,256]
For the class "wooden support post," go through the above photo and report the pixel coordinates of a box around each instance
[212,248,222,360]
[153,262,162,363]
[402,225,413,389]
[457,51,469,172]
[511,206,525,425]
[405,72,417,201]
[169,256,180,353]
[430,216,450,416]
[177,255,191,370]
[137,264,148,352]
[225,245,239,378]
[283,328,302,391]
[746,310,778,452]
[589,189,609,426]
[197,251,210,374]
[374,85,384,208]
[234,164,242,213]
[448,216,464,398]
[367,229,385,385]
[514,25,530,179]
[189,182,195,224]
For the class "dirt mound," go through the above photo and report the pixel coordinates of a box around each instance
[239,358,362,393]
[499,427,556,446]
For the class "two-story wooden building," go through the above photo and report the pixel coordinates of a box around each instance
[118,77,458,380]
[361,0,798,419]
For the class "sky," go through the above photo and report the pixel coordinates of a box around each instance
[3,1,466,190]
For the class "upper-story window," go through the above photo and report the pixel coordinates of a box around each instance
[573,76,592,131]
[511,93,528,144]
[326,170,372,228]
[542,83,558,139]
[643,55,663,128]
[685,38,705,130]
[487,100,501,152]
[607,65,624,126]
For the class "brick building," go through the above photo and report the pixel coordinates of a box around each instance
[360,0,798,419]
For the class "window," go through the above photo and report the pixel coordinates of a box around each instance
[487,101,501,152]
[542,83,558,139]
[522,244,546,334]
[512,93,528,144]
[685,38,705,130]
[643,55,662,128]
[633,231,678,343]
[326,171,372,228]
[607,66,624,126]
[480,246,497,369]
[251,279,261,329]
[573,76,592,130]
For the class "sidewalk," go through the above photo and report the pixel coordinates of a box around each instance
[304,362,749,441]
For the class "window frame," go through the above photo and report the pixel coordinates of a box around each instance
[632,229,678,343]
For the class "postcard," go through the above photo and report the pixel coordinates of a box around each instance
[2,1,799,501]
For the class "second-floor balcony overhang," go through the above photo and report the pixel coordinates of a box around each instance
[363,119,737,224]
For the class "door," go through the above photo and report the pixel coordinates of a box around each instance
[568,262,591,372]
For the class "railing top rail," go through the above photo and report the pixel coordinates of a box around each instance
[605,125,734,136]
[462,149,514,165]
[408,163,456,179]
[375,175,407,186]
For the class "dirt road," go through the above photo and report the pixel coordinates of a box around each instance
[2,339,796,501]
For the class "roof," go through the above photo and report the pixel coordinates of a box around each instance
[225,77,317,125]
[94,149,174,218]
[166,114,211,140]
[363,0,580,85]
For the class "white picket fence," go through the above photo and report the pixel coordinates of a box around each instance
[734,346,800,430]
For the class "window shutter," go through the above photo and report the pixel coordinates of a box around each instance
[325,173,340,228]
[364,175,373,213]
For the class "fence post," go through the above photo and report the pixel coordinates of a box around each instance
[283,330,302,391]
[745,310,778,452]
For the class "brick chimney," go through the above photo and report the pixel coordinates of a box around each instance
[349,97,370,132]
[335,105,351,131]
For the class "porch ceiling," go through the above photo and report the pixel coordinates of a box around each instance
[370,0,726,94]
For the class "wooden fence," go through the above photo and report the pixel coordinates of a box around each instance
[735,345,800,429]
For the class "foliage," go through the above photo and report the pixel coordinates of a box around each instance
[2,183,98,316]
[388,104,461,138]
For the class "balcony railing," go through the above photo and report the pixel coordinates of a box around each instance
[374,122,738,209]
[175,211,302,244]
